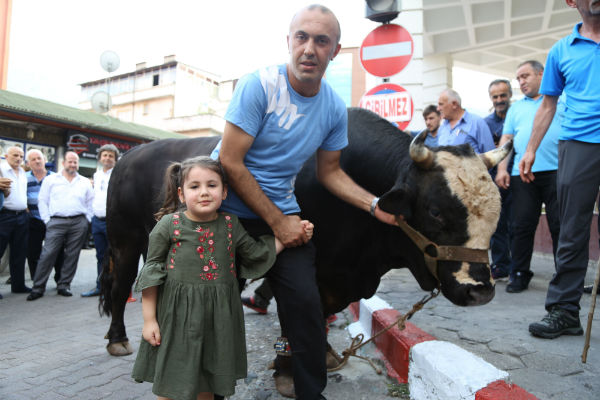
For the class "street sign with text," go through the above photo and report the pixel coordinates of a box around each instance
[358,83,414,130]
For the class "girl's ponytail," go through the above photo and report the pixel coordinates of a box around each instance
[154,162,183,221]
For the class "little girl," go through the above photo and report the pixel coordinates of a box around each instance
[131,156,313,400]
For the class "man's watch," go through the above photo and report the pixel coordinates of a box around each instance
[370,197,379,217]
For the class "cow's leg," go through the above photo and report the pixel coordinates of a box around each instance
[106,243,142,356]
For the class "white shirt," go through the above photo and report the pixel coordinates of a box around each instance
[92,168,112,218]
[38,171,94,224]
[0,161,27,211]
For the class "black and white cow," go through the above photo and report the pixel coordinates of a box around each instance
[100,107,510,356]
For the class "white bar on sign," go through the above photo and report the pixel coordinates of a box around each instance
[362,41,412,61]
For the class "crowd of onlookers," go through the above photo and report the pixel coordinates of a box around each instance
[0,144,119,301]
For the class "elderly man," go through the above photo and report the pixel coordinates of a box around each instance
[26,149,64,283]
[27,151,93,301]
[82,144,119,297]
[0,146,31,298]
[437,88,495,154]
[496,60,561,294]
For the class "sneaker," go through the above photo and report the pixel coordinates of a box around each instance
[529,306,583,339]
[583,285,599,295]
[491,266,509,281]
[241,296,269,314]
[506,270,533,293]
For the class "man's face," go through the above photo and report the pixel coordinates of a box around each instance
[570,0,600,16]
[287,8,341,95]
[27,151,45,173]
[437,94,455,120]
[6,148,24,169]
[489,83,511,116]
[63,153,79,175]
[99,151,116,170]
[424,112,441,133]
[516,63,543,98]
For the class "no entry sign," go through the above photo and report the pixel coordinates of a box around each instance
[360,24,414,77]
[358,83,414,130]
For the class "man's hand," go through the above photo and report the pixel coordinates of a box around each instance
[374,204,400,226]
[0,177,11,197]
[142,319,161,346]
[272,214,308,248]
[495,168,511,189]
[519,151,536,183]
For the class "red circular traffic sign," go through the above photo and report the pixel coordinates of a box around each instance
[358,83,414,130]
[360,24,414,77]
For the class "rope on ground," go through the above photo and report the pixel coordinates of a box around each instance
[328,288,440,373]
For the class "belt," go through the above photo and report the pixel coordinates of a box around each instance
[0,208,27,216]
[52,214,85,219]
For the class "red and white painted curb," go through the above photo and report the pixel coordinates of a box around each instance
[347,296,538,400]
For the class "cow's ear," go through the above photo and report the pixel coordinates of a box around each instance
[378,185,412,219]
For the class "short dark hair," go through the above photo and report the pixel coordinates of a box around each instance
[518,60,544,74]
[422,104,439,118]
[488,79,513,97]
[97,144,120,161]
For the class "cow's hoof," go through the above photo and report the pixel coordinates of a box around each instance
[274,371,296,398]
[106,341,133,356]
[326,346,343,370]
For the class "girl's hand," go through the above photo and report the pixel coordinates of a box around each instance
[301,220,314,240]
[142,320,161,346]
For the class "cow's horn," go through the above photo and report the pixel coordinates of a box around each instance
[479,139,514,169]
[409,130,435,169]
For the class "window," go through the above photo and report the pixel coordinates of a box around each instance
[153,74,160,86]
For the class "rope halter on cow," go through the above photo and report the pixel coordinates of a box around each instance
[406,131,514,281]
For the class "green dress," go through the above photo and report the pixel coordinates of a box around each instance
[131,212,276,399]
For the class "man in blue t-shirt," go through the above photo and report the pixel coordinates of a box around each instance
[211,5,396,399]
[437,88,495,154]
[495,60,562,294]
[520,0,600,339]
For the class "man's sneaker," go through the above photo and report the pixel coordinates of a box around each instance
[241,296,269,314]
[506,270,533,293]
[491,266,509,281]
[529,306,583,339]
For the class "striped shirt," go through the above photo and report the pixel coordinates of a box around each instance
[27,170,53,220]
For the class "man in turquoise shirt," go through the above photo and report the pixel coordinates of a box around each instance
[495,60,562,294]
[521,0,600,339]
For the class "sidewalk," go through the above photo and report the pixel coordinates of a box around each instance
[375,252,600,400]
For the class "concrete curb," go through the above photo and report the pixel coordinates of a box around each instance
[347,296,538,400]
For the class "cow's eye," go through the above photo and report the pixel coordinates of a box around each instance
[429,208,441,219]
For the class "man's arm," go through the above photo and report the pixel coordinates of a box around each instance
[316,149,398,226]
[219,122,307,247]
[0,177,11,197]
[519,95,558,183]
[494,134,514,189]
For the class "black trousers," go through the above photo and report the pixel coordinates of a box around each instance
[546,140,600,313]
[239,217,327,400]
[510,171,560,277]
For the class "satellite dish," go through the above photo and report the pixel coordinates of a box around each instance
[91,91,112,113]
[100,50,120,73]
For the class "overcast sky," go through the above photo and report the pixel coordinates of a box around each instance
[6,0,501,115]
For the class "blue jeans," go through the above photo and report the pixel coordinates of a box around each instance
[91,216,107,290]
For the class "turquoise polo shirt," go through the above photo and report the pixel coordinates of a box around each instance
[541,22,600,143]
[503,96,563,176]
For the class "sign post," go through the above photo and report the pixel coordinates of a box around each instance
[360,24,414,78]
[358,83,414,131]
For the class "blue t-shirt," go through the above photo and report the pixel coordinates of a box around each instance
[540,22,600,143]
[211,64,348,218]
[503,96,563,176]
[438,110,495,154]
[410,130,439,147]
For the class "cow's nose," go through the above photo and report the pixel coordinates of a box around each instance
[466,285,495,306]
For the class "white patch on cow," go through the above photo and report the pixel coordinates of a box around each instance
[453,262,483,285]
[436,152,501,251]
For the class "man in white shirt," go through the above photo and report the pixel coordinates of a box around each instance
[0,146,31,298]
[82,144,119,297]
[27,151,94,300]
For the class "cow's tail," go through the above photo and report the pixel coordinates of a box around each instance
[98,246,113,317]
